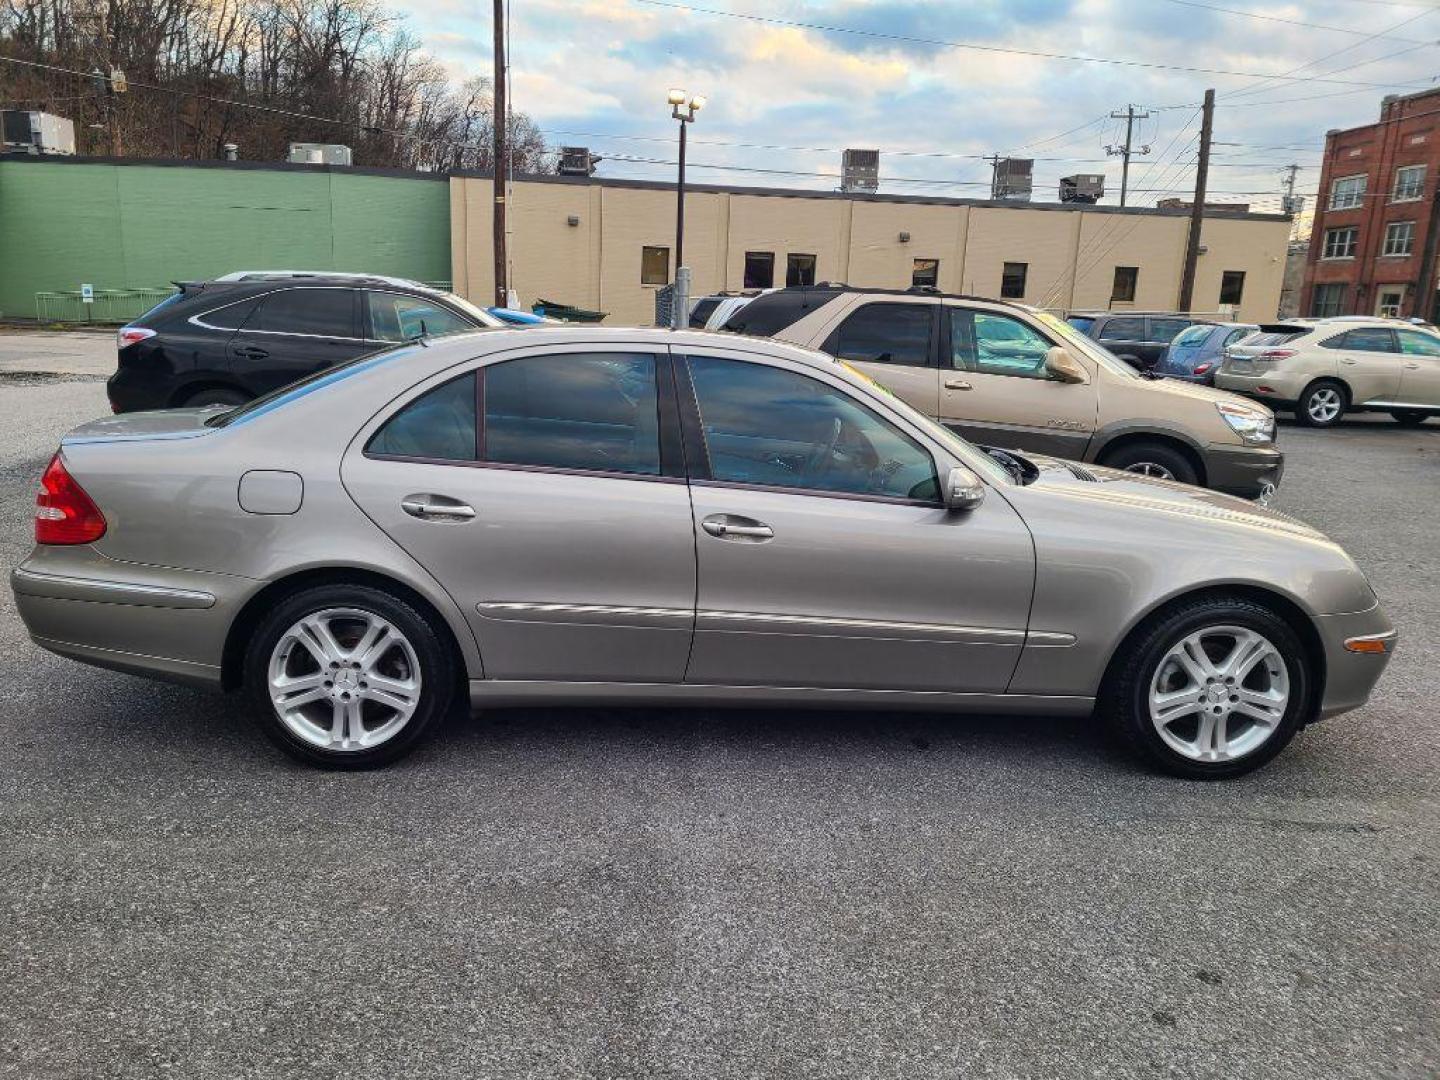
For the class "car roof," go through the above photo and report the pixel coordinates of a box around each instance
[213,270,431,289]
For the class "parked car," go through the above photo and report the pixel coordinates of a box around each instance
[723,286,1282,499]
[13,327,1393,777]
[1066,312,1212,370]
[1154,322,1259,385]
[108,274,505,412]
[689,290,771,330]
[1216,317,1440,427]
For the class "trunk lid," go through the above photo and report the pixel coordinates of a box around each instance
[61,407,224,446]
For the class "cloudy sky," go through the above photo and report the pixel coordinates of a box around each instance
[409,0,1440,213]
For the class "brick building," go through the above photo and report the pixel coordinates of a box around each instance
[1303,88,1440,321]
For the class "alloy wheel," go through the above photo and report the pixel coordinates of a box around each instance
[1124,462,1176,479]
[267,607,422,751]
[1307,387,1343,424]
[1147,624,1290,762]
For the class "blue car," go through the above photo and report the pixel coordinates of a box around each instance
[1154,321,1258,385]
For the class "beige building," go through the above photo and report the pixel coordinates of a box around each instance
[449,174,1292,326]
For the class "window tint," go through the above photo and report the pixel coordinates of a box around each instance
[689,297,721,328]
[641,246,670,286]
[722,288,845,336]
[202,296,260,330]
[1219,271,1246,306]
[367,373,477,461]
[368,293,473,342]
[1397,330,1440,356]
[1097,317,1145,341]
[828,303,933,367]
[786,253,817,287]
[1249,330,1307,346]
[483,353,661,476]
[254,289,356,337]
[1327,328,1396,352]
[1111,266,1138,303]
[912,258,939,288]
[1150,318,1191,343]
[951,310,1054,378]
[688,355,938,501]
[1000,262,1027,299]
[743,252,774,289]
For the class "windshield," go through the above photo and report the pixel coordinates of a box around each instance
[440,291,504,328]
[1032,310,1139,378]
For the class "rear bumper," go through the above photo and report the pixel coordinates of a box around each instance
[1313,604,1397,721]
[1214,369,1305,407]
[106,366,169,413]
[1204,443,1285,500]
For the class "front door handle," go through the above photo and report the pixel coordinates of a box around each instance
[701,514,774,541]
[1340,358,1357,365]
[944,378,973,391]
[402,496,476,521]
[1404,362,1421,369]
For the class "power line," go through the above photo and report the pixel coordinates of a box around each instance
[1158,0,1433,40]
[630,0,1438,90]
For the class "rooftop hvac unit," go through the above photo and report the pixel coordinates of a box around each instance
[1,111,76,155]
[559,147,600,176]
[841,149,880,194]
[1060,173,1105,204]
[992,157,1033,201]
[286,142,352,166]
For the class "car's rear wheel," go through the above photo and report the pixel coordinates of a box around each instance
[1297,380,1346,428]
[1098,441,1199,485]
[1390,409,1430,426]
[183,386,249,409]
[1102,597,1310,779]
[243,584,457,769]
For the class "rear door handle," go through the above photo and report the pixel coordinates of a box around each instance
[1404,362,1421,369]
[235,346,270,360]
[402,496,476,521]
[701,515,774,541]
[944,378,973,391]
[1340,358,1357,365]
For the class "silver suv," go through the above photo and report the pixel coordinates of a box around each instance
[1216,317,1440,427]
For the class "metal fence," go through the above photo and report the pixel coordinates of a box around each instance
[34,288,176,324]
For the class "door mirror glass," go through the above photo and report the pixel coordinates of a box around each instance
[943,465,985,511]
[1044,346,1088,383]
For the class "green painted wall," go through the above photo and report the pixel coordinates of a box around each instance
[0,160,451,318]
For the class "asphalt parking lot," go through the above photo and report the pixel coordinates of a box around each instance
[1,334,1437,1079]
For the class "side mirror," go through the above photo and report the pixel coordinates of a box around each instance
[943,465,986,512]
[1044,346,1088,384]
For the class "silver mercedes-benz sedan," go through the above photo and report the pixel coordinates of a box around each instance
[12,327,1395,777]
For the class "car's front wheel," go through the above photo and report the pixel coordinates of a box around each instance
[1098,441,1199,485]
[1102,597,1310,779]
[243,584,457,769]
[1297,380,1347,428]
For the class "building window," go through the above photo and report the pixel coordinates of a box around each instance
[1378,288,1405,318]
[1219,271,1246,306]
[1000,262,1028,299]
[743,251,775,289]
[1394,165,1425,202]
[911,258,939,288]
[1311,283,1346,318]
[1329,174,1367,211]
[786,253,817,287]
[1111,266,1138,303]
[1322,226,1358,259]
[641,246,670,285]
[1383,221,1415,257]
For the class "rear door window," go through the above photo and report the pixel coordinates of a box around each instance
[1396,329,1440,356]
[825,303,934,367]
[367,373,478,461]
[201,297,261,330]
[254,289,358,338]
[1097,317,1145,342]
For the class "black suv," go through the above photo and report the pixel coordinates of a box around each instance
[1065,312,1211,370]
[108,274,503,413]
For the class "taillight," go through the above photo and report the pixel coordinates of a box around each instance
[1256,349,1296,361]
[117,325,156,349]
[1194,362,1213,375]
[35,455,107,545]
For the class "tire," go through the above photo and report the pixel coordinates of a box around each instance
[1098,441,1200,485]
[183,386,249,409]
[1100,596,1311,780]
[1390,409,1430,426]
[242,583,458,769]
[1296,380,1347,428]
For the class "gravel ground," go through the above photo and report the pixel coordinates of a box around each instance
[0,374,1436,1080]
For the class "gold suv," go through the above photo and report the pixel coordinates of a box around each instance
[1216,317,1440,428]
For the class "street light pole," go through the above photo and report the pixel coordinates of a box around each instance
[667,88,705,329]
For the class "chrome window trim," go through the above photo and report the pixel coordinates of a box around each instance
[364,453,683,485]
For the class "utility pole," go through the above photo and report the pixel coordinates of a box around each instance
[1178,88,1216,314]
[491,0,508,308]
[985,154,1001,200]
[1106,104,1152,208]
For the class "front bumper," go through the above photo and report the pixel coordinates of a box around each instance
[1205,442,1285,500]
[1313,603,1397,721]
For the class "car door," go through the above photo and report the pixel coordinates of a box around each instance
[676,347,1035,693]
[341,344,697,683]
[938,305,1099,459]
[1324,327,1403,406]
[363,290,480,346]
[817,298,941,416]
[1094,316,1149,368]
[228,287,368,394]
[1394,328,1440,406]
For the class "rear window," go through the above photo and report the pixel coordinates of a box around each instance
[1097,317,1146,341]
[1170,325,1212,349]
[722,288,844,336]
[689,298,721,328]
[1066,316,1096,334]
[1245,330,1308,346]
[133,291,184,325]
